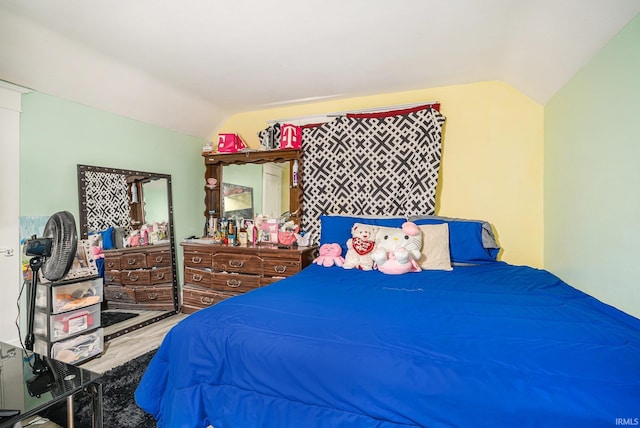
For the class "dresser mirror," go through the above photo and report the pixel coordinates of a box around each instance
[203,149,302,226]
[77,164,179,341]
[222,163,289,219]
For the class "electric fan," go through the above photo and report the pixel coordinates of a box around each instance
[23,211,78,373]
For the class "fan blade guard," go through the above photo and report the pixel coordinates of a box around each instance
[40,211,78,282]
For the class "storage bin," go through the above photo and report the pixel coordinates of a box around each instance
[34,328,103,365]
[35,276,103,314]
[33,303,101,342]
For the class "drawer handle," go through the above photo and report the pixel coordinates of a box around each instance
[147,292,158,300]
[226,279,241,288]
[155,256,165,263]
[155,272,165,280]
[114,292,123,299]
[107,262,116,268]
[192,273,203,282]
[274,265,287,273]
[201,296,214,305]
[127,259,136,265]
[228,260,245,268]
[191,256,202,264]
[128,273,139,282]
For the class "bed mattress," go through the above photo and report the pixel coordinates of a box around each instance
[136,262,640,427]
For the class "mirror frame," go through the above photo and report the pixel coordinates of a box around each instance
[202,149,303,225]
[77,164,179,341]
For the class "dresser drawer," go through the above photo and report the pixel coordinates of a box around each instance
[212,253,262,275]
[260,276,285,286]
[184,251,213,269]
[184,266,212,287]
[263,258,301,277]
[121,253,148,269]
[104,285,137,304]
[212,273,260,293]
[134,286,174,304]
[121,269,151,285]
[104,270,122,285]
[150,267,172,284]
[104,255,121,270]
[182,286,236,312]
[146,251,172,268]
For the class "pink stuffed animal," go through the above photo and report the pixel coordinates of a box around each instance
[88,233,104,259]
[372,222,423,275]
[314,243,345,267]
[91,245,104,259]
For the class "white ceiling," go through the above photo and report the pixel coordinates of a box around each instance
[1,1,638,138]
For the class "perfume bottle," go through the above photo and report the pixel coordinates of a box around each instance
[292,159,299,187]
[207,211,216,237]
[228,218,236,246]
[220,217,228,245]
[252,221,259,245]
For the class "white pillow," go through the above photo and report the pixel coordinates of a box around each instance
[417,223,452,271]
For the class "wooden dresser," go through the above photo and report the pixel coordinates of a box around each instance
[103,243,175,310]
[180,242,317,314]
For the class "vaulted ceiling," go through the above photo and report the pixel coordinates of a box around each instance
[1,1,638,138]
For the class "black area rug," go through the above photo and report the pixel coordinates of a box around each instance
[46,349,157,427]
[102,311,139,328]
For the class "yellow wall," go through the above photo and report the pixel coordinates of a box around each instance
[218,81,544,267]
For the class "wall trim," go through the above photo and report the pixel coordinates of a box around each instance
[0,80,31,112]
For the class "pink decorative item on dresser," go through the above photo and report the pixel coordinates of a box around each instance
[217,133,247,153]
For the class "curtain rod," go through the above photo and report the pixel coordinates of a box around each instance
[267,100,438,125]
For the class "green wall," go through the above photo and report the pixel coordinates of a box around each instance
[544,14,640,317]
[20,91,208,282]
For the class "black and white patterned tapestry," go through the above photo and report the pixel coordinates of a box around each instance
[301,106,445,240]
[85,170,132,233]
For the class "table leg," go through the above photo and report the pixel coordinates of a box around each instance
[66,395,74,428]
[88,382,103,428]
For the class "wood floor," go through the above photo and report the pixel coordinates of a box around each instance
[81,310,189,373]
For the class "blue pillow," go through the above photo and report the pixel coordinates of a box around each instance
[319,215,406,254]
[100,227,115,250]
[411,218,499,264]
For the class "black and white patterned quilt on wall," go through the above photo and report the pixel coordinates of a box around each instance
[301,105,445,241]
[85,170,132,233]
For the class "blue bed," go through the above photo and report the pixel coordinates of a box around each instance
[136,262,640,427]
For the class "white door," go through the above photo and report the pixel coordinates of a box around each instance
[0,82,28,345]
[262,163,283,218]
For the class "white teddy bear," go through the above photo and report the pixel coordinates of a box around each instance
[343,223,378,270]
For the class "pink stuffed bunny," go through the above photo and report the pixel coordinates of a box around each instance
[314,243,345,267]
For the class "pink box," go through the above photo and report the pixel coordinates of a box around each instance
[279,124,302,149]
[217,133,247,153]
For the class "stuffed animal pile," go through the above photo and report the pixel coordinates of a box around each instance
[318,221,423,274]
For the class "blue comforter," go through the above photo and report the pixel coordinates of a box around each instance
[136,263,640,427]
